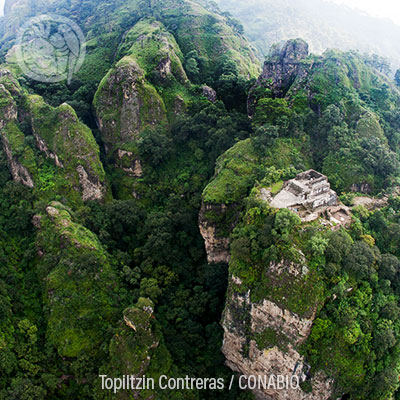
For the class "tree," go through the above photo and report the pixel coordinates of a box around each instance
[251,125,279,152]
[254,98,293,125]
[184,56,200,82]
[364,54,391,75]
[310,234,329,257]
[325,230,353,264]
[140,278,162,302]
[273,208,301,240]
[344,241,377,281]
[138,127,173,167]
[379,254,400,281]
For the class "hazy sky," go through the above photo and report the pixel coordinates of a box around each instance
[0,0,399,25]
[327,0,400,25]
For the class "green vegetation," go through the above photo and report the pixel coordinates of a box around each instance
[255,327,289,352]
[198,34,400,400]
[0,1,261,398]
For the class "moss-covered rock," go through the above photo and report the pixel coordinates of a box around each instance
[0,69,108,205]
[356,111,385,140]
[29,96,108,203]
[94,56,167,150]
[117,19,188,85]
[0,72,36,188]
[96,298,179,400]
[152,0,260,80]
[35,201,120,358]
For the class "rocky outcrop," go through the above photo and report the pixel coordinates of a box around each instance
[270,39,309,62]
[29,98,108,202]
[34,201,119,358]
[1,133,34,188]
[0,69,107,203]
[76,165,105,202]
[124,20,189,86]
[248,39,312,114]
[104,297,176,400]
[199,202,231,264]
[352,195,388,210]
[202,85,217,102]
[35,135,64,168]
[116,149,143,177]
[350,182,372,194]
[0,79,35,188]
[263,39,310,96]
[222,262,334,400]
[94,58,167,150]
[94,54,167,199]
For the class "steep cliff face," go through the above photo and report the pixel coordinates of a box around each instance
[93,19,193,199]
[196,39,400,400]
[261,39,310,94]
[222,262,333,400]
[248,39,312,113]
[0,69,108,204]
[29,96,108,202]
[198,136,337,398]
[198,202,231,264]
[2,0,261,204]
[213,197,339,399]
[94,57,167,151]
[0,74,35,188]
[199,139,262,264]
[34,203,175,399]
[198,154,335,399]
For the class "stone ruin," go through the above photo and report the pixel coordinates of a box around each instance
[270,169,338,211]
[263,169,352,227]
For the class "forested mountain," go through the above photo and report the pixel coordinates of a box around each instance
[216,0,400,70]
[0,1,400,400]
[201,38,400,400]
[0,1,259,399]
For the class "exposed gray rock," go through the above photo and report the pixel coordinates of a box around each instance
[248,39,314,114]
[35,135,64,168]
[157,56,172,80]
[95,58,167,149]
[0,83,34,188]
[222,268,334,400]
[76,165,105,202]
[202,85,217,102]
[1,133,34,188]
[32,214,42,228]
[116,149,143,177]
[199,202,231,264]
[352,195,388,210]
[350,182,372,194]
[270,38,309,62]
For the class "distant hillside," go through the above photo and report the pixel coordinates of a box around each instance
[215,0,400,70]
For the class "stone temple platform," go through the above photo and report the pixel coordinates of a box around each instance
[270,170,338,211]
